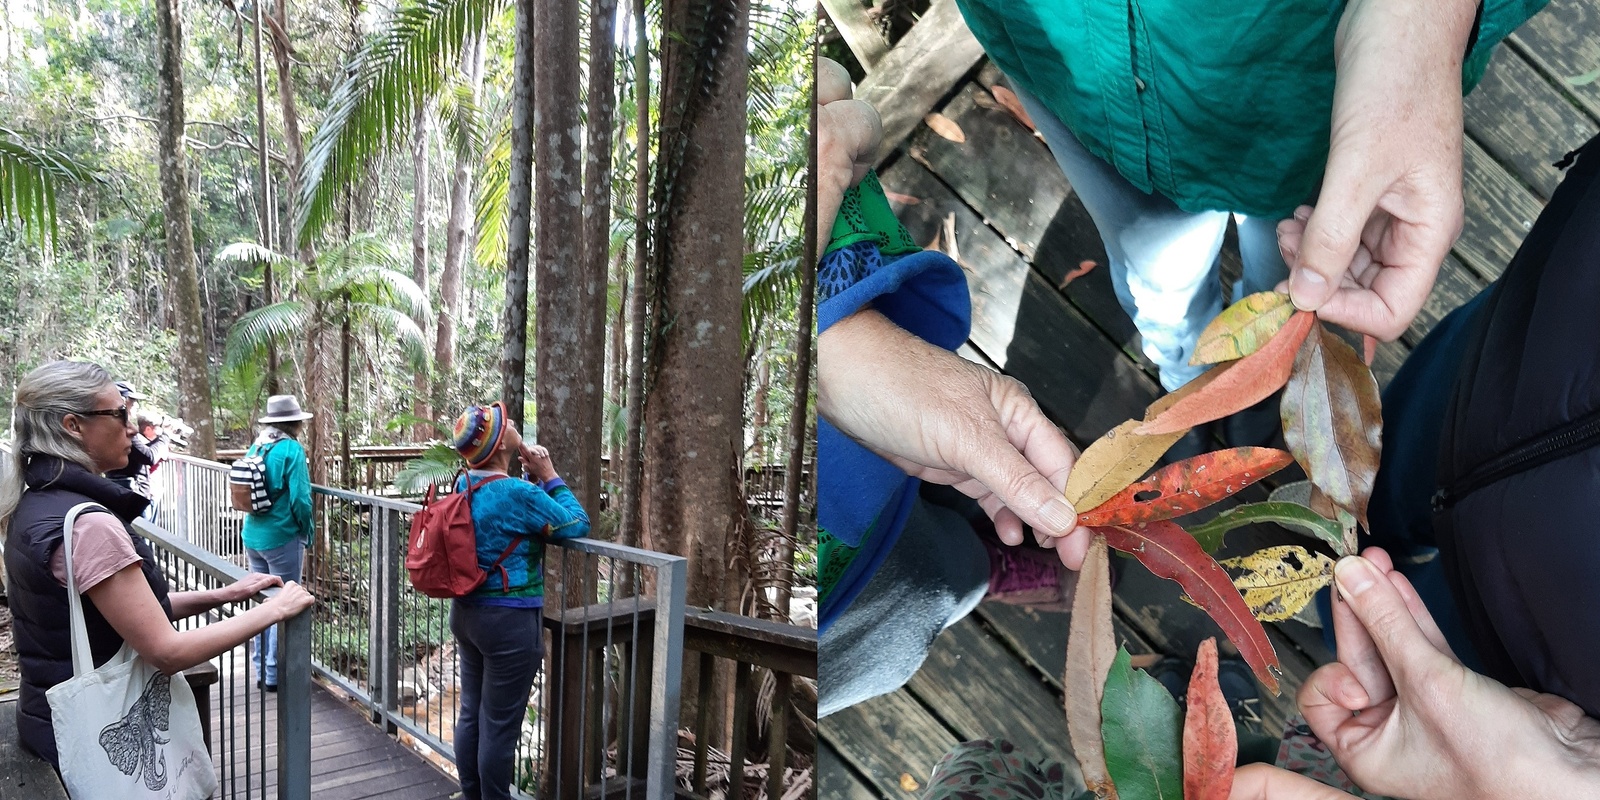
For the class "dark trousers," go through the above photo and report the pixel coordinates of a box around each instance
[451,602,545,800]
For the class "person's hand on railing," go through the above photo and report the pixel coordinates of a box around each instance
[215,572,284,604]
[519,443,558,483]
[263,581,316,621]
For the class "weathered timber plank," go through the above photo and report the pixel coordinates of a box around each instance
[1465,46,1600,200]
[880,158,1162,442]
[859,0,986,166]
[906,616,1085,777]
[820,690,962,799]
[820,740,886,800]
[973,603,1157,695]
[821,0,890,71]
[1456,135,1546,282]
[1508,0,1600,123]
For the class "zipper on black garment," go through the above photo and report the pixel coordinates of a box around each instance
[1432,405,1600,512]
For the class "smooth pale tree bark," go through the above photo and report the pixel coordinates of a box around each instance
[251,0,279,395]
[644,0,751,616]
[534,0,600,519]
[410,103,432,440]
[499,0,535,429]
[435,36,485,415]
[619,0,649,552]
[577,0,618,507]
[154,0,217,458]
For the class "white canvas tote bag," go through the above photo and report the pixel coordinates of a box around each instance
[46,502,218,799]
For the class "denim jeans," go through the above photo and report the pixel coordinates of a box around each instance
[247,538,304,686]
[1013,86,1293,390]
[451,602,544,800]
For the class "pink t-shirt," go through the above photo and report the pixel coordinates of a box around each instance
[48,511,143,594]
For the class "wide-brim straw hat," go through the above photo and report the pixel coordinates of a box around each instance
[259,394,315,424]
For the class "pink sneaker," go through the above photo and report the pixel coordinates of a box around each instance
[981,537,1081,612]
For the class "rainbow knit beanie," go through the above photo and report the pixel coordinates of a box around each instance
[451,401,507,469]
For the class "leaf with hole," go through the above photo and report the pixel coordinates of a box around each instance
[924,112,967,143]
[1281,322,1382,529]
[1184,502,1347,556]
[1139,311,1315,436]
[1078,448,1294,527]
[1190,292,1295,365]
[1101,647,1183,800]
[1221,546,1335,622]
[1096,521,1281,694]
[1066,536,1119,799]
[1182,639,1236,800]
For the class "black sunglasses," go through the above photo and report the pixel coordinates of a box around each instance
[75,405,130,425]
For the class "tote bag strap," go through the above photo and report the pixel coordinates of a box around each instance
[60,502,102,678]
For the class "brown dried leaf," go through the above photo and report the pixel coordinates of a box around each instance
[1066,536,1119,799]
[989,84,1038,132]
[924,112,967,143]
[1065,421,1188,514]
[1281,323,1383,529]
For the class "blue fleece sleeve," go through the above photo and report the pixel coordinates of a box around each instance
[506,479,590,540]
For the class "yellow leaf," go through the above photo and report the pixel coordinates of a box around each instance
[1220,546,1335,622]
[1064,420,1187,512]
[1190,291,1295,365]
[899,773,921,792]
[924,112,967,143]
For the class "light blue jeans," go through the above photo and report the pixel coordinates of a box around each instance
[247,538,305,686]
[1013,87,1293,390]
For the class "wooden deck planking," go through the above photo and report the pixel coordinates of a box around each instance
[819,741,884,800]
[1465,46,1600,201]
[822,690,963,799]
[1508,0,1600,123]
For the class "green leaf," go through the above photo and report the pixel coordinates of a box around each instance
[0,128,103,249]
[1101,647,1184,800]
[1184,501,1347,555]
[392,443,465,495]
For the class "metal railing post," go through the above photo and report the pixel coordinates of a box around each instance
[380,506,402,732]
[277,605,313,800]
[368,504,386,723]
[647,559,686,800]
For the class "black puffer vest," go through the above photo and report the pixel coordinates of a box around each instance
[4,455,172,767]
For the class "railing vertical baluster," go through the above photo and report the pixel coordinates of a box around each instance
[368,504,384,723]
[728,662,753,800]
[767,671,792,800]
[648,557,686,800]
[381,506,402,733]
[692,650,714,794]
[277,604,312,800]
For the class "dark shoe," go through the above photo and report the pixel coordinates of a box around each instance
[1146,656,1191,709]
[1160,421,1217,465]
[979,535,1080,612]
[1222,393,1285,450]
[257,680,278,693]
[1144,655,1262,729]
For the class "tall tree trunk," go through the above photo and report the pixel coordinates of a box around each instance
[642,0,750,743]
[435,35,484,417]
[411,103,432,441]
[499,0,535,428]
[268,0,330,483]
[252,0,279,396]
[619,0,649,553]
[774,53,820,621]
[154,0,217,458]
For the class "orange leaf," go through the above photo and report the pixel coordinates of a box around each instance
[1138,311,1315,436]
[989,84,1037,132]
[1065,536,1119,799]
[1182,639,1237,800]
[1363,334,1378,366]
[883,190,922,206]
[1096,521,1282,694]
[1058,259,1098,290]
[1078,447,1294,526]
[924,112,966,143]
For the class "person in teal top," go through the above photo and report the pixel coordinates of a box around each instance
[240,394,315,690]
[446,401,588,800]
[947,0,1547,401]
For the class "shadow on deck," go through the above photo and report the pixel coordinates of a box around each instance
[820,0,1600,796]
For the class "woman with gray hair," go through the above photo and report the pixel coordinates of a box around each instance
[0,360,316,770]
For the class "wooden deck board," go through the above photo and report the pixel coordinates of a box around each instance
[821,690,962,799]
[1465,46,1600,201]
[1508,0,1600,123]
[819,741,883,800]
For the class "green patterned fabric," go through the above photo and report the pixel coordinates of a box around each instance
[827,171,921,258]
[817,525,857,606]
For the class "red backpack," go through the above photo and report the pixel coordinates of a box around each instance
[405,474,511,598]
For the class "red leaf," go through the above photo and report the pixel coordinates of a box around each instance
[1137,311,1315,436]
[1183,639,1237,800]
[1058,259,1098,290]
[1078,447,1295,526]
[1096,521,1282,694]
[1362,334,1377,367]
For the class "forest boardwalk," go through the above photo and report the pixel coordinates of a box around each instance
[819,0,1600,797]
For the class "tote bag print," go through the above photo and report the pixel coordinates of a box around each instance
[46,503,217,799]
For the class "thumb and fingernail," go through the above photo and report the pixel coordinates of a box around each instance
[1037,497,1078,537]
[1290,266,1333,311]
[1334,555,1378,598]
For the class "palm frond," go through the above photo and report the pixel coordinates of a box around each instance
[354,303,433,370]
[472,114,513,272]
[335,264,432,323]
[741,242,801,344]
[391,443,465,495]
[297,0,509,245]
[214,240,297,269]
[0,128,101,248]
[224,300,311,369]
